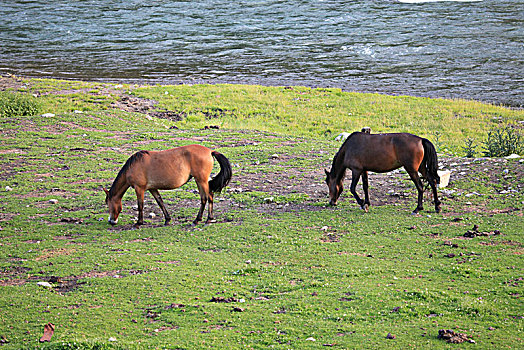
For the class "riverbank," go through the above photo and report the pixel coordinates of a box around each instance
[2,75,523,156]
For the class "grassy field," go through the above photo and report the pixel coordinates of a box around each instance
[0,76,523,349]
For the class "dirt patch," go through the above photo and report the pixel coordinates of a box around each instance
[0,267,152,292]
[438,329,475,344]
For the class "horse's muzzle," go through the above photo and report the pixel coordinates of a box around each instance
[108,217,118,225]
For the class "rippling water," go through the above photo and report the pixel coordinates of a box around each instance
[0,0,522,106]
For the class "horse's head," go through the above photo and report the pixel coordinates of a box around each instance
[325,169,343,206]
[104,188,121,225]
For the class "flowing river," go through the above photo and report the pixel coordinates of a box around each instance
[0,0,522,106]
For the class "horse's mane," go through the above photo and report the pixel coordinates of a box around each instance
[108,150,149,198]
[330,132,358,176]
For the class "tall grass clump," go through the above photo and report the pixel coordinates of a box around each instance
[0,91,41,117]
[482,125,523,157]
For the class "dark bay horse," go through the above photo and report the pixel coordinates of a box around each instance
[104,144,232,227]
[325,132,441,213]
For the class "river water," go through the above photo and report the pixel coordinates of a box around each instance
[0,0,522,106]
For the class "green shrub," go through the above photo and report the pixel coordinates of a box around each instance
[462,137,477,158]
[482,125,523,157]
[0,91,41,117]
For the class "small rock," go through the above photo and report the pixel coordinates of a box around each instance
[41,113,55,118]
[37,282,53,288]
[264,197,275,203]
[49,199,58,204]
[108,337,117,342]
[232,307,244,312]
[437,170,451,188]
[306,337,316,341]
[5,186,12,192]
[386,333,396,339]
[335,132,351,141]
[505,154,520,159]
[148,212,156,219]
[270,154,279,159]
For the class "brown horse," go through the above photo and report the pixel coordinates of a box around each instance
[325,132,441,213]
[104,144,232,227]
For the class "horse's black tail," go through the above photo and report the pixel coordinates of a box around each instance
[422,138,440,185]
[209,151,232,194]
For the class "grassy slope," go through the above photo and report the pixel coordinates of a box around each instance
[0,77,522,349]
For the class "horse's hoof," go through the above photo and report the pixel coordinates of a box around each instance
[361,204,369,213]
[205,219,217,225]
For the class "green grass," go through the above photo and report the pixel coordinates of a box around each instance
[0,77,522,349]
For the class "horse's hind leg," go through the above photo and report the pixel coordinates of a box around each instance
[362,171,371,212]
[206,193,216,224]
[419,167,441,213]
[193,180,209,225]
[407,170,424,214]
[149,189,171,225]
[429,180,441,213]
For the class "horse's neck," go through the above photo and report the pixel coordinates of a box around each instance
[333,150,347,181]
[109,175,130,200]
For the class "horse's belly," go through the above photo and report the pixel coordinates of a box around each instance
[146,169,191,190]
[146,177,187,190]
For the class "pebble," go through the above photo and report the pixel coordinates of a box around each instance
[5,186,12,192]
[41,113,55,118]
[37,282,53,288]
[49,199,58,204]
[264,197,275,203]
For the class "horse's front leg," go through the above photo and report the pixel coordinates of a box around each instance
[361,171,370,212]
[407,170,424,214]
[350,170,365,209]
[150,189,171,225]
[134,187,145,227]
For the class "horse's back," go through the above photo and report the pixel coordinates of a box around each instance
[129,145,214,190]
[344,132,424,172]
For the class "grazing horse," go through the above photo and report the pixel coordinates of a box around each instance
[325,132,441,213]
[104,144,232,227]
